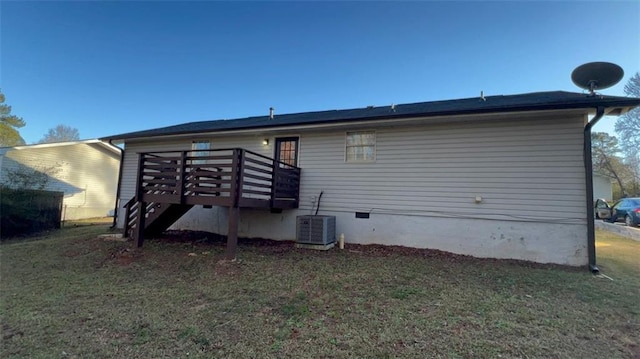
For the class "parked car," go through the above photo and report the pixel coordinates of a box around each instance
[595,197,640,227]
[594,198,610,219]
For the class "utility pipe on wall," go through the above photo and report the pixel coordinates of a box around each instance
[110,140,124,229]
[583,106,605,274]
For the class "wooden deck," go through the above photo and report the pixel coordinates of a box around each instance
[124,148,301,258]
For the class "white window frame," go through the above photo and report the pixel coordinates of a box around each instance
[191,140,210,165]
[345,131,376,162]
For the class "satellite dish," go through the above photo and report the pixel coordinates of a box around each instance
[571,62,624,96]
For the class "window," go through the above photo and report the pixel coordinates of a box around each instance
[191,141,210,164]
[595,199,609,209]
[345,131,375,162]
[275,137,299,167]
[612,200,623,210]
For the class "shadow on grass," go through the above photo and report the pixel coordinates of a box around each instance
[1,227,638,358]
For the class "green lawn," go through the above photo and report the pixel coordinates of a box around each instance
[1,226,638,358]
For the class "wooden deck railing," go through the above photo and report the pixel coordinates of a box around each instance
[135,148,301,209]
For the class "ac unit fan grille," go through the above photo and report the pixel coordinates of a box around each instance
[296,215,336,245]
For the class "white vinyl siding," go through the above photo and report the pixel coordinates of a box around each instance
[118,113,586,227]
[0,143,120,220]
[297,115,586,223]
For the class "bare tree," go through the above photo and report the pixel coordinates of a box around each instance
[591,132,632,197]
[615,73,640,160]
[38,124,80,144]
[625,155,640,196]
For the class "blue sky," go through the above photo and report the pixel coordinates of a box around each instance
[1,1,638,144]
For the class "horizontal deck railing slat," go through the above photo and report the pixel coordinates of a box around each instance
[241,181,272,189]
[242,164,273,176]
[184,154,234,161]
[190,188,230,195]
[241,188,271,196]
[144,156,182,163]
[192,179,232,186]
[136,148,300,209]
[242,172,271,182]
[190,170,233,177]
[243,156,271,167]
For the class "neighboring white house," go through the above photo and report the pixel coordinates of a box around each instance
[0,140,121,220]
[593,173,613,201]
[104,91,640,267]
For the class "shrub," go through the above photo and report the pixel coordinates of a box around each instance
[0,187,63,239]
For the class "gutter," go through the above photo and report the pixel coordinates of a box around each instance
[583,106,605,274]
[109,140,124,229]
[102,95,640,143]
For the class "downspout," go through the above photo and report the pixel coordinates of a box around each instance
[584,106,605,274]
[110,141,124,229]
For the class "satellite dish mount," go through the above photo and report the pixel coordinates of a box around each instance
[571,62,624,96]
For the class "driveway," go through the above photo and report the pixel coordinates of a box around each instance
[595,220,640,241]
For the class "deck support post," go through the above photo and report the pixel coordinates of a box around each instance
[270,161,279,208]
[225,148,243,260]
[178,152,187,203]
[134,201,146,248]
[123,200,132,238]
[226,206,239,260]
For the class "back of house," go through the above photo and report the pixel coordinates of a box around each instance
[105,91,640,267]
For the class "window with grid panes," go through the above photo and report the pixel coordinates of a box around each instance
[345,131,375,162]
[276,138,298,167]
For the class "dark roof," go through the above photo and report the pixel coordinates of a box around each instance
[104,91,640,141]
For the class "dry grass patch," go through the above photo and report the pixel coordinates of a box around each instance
[1,227,639,358]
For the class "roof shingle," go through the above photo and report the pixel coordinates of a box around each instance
[103,91,640,141]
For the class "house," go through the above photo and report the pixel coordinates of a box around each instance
[593,172,613,201]
[103,91,640,269]
[593,173,614,201]
[0,140,121,220]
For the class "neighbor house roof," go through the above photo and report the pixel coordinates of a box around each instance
[103,91,640,141]
[0,139,121,156]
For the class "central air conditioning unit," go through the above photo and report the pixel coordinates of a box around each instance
[296,215,336,245]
